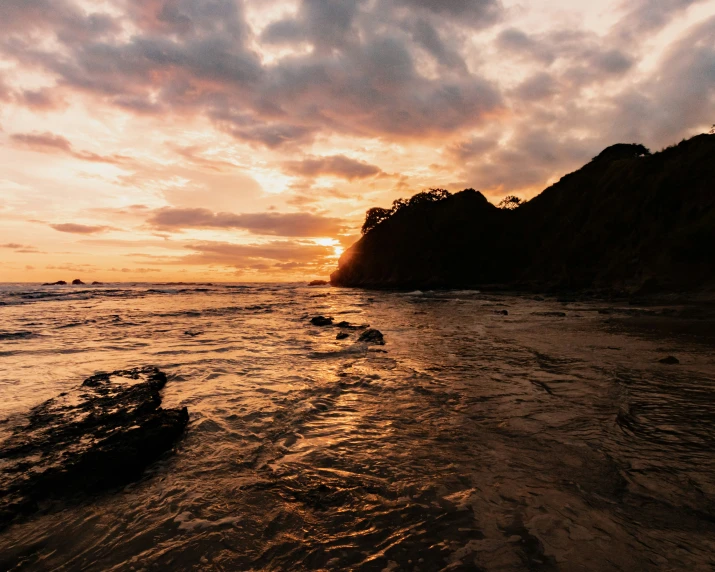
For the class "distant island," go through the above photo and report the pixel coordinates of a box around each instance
[331,134,715,294]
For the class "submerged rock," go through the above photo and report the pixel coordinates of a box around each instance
[310,316,333,326]
[0,366,188,529]
[0,331,33,341]
[335,321,369,330]
[358,328,385,345]
[659,356,680,365]
[43,280,67,286]
[308,280,329,286]
[91,281,103,285]
[72,279,85,285]
[336,332,350,340]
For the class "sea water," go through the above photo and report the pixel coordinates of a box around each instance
[0,283,713,570]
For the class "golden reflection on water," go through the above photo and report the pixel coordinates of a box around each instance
[0,283,714,570]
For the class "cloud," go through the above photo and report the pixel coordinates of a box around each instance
[614,0,708,44]
[50,223,114,234]
[1,243,26,249]
[0,0,503,149]
[11,132,73,153]
[11,131,129,164]
[175,240,335,268]
[147,208,345,236]
[118,267,162,273]
[282,155,383,180]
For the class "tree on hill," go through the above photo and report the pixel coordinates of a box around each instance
[362,188,452,234]
[362,207,392,234]
[593,144,651,162]
[498,195,524,210]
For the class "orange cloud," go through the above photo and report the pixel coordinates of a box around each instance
[50,223,115,234]
[147,208,345,237]
[282,155,383,180]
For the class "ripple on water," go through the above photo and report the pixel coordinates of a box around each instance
[0,284,713,570]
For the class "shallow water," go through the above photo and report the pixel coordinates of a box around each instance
[0,283,713,571]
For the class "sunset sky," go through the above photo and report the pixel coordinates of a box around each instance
[1,0,714,282]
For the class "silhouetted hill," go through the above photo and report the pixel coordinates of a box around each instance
[330,134,715,293]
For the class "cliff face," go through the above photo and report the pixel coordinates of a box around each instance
[331,134,715,292]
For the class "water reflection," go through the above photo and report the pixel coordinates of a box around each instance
[0,284,713,570]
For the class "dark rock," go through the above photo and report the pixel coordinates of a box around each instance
[336,332,350,340]
[358,328,385,345]
[495,310,509,316]
[533,311,567,317]
[0,366,188,529]
[0,331,33,341]
[184,329,204,337]
[310,316,333,326]
[91,281,103,285]
[335,321,369,330]
[42,281,67,286]
[659,356,680,365]
[308,279,329,286]
[72,279,85,285]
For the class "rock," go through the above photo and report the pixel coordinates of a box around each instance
[533,311,567,317]
[0,366,188,529]
[308,280,329,286]
[72,279,85,285]
[43,281,67,286]
[495,310,509,316]
[659,356,680,365]
[358,328,385,345]
[310,316,333,326]
[92,281,103,285]
[184,329,204,337]
[336,332,350,340]
[0,331,33,341]
[335,321,369,330]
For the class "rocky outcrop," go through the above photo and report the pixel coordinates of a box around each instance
[42,281,67,286]
[72,279,85,285]
[0,367,188,529]
[358,329,385,345]
[310,316,334,326]
[308,280,329,286]
[331,134,715,293]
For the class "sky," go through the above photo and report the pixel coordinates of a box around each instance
[0,0,714,282]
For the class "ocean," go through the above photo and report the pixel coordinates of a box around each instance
[1,283,713,570]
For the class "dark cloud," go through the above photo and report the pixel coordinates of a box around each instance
[50,223,114,234]
[0,0,118,42]
[147,208,345,236]
[282,155,382,180]
[0,0,503,148]
[496,28,634,84]
[615,0,707,44]
[393,0,503,26]
[448,135,500,162]
[1,243,26,249]
[513,72,558,101]
[606,15,715,146]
